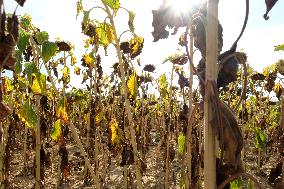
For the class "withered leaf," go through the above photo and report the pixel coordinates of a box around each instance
[15,0,26,6]
[264,0,279,20]
[0,101,11,119]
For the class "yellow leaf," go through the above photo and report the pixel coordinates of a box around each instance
[95,110,105,124]
[2,77,13,93]
[109,118,123,145]
[83,54,94,66]
[56,98,69,123]
[127,72,138,99]
[31,73,46,95]
[130,35,144,58]
[51,119,61,140]
[74,66,81,75]
[71,55,77,66]
[95,23,114,47]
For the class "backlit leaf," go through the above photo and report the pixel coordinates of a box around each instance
[20,14,31,29]
[130,35,144,59]
[42,41,58,62]
[274,43,284,51]
[102,0,120,13]
[31,73,46,95]
[17,31,30,52]
[96,23,114,48]
[24,62,38,82]
[127,73,138,99]
[17,101,37,129]
[36,31,49,45]
[51,119,62,140]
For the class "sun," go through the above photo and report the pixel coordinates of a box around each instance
[167,0,203,15]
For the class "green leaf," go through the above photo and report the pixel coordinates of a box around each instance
[102,0,120,13]
[128,11,135,33]
[96,23,114,48]
[274,43,284,51]
[41,41,58,62]
[230,178,243,188]
[17,31,30,52]
[178,132,185,154]
[20,14,31,29]
[82,10,90,26]
[24,62,38,82]
[158,74,169,99]
[31,73,46,95]
[15,51,22,74]
[51,119,62,140]
[17,101,37,129]
[36,31,49,45]
[254,128,267,150]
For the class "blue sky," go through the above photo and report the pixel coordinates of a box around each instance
[5,0,284,88]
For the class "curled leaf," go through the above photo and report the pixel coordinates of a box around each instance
[163,52,188,65]
[273,82,283,99]
[264,0,279,20]
[130,35,144,59]
[128,11,135,33]
[15,0,26,6]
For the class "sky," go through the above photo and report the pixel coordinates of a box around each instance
[4,0,284,89]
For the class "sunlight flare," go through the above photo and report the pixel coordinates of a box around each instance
[167,0,204,15]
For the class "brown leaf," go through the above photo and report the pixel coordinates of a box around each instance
[15,0,26,6]
[56,41,71,52]
[264,0,279,20]
[0,102,11,119]
[251,73,265,81]
[0,10,6,38]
